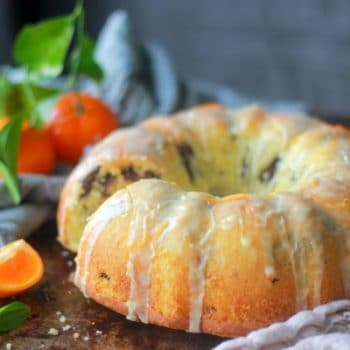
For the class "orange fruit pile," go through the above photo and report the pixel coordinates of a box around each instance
[1,92,119,176]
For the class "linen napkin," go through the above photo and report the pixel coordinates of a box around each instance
[214,300,350,350]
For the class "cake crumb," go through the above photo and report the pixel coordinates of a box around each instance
[48,328,59,335]
[83,336,90,342]
[62,324,71,331]
[67,260,74,267]
[73,332,80,339]
[95,330,103,335]
[6,343,12,350]
[59,315,67,323]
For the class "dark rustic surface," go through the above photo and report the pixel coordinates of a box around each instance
[0,222,224,350]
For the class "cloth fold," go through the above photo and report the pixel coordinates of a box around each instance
[214,300,350,350]
[0,175,66,246]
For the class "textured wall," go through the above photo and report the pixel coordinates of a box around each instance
[2,0,350,113]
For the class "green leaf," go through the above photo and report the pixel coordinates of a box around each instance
[14,16,75,80]
[19,78,39,127]
[0,73,11,116]
[0,301,30,332]
[0,162,20,204]
[0,114,22,204]
[0,114,22,171]
[70,35,103,82]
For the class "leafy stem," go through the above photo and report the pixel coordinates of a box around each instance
[0,0,103,203]
[0,69,11,117]
[69,0,84,89]
[21,71,42,128]
[0,113,22,204]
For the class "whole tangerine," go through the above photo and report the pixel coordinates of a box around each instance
[46,92,119,164]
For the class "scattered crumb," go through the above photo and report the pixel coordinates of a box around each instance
[62,324,71,331]
[56,311,62,316]
[61,250,69,257]
[73,332,80,339]
[95,330,103,335]
[67,260,74,267]
[48,328,59,336]
[83,336,90,342]
[59,315,67,323]
[6,343,12,350]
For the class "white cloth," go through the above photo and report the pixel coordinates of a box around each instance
[0,175,66,245]
[214,300,350,350]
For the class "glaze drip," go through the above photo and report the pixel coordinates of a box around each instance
[126,192,153,322]
[188,205,215,333]
[276,194,326,310]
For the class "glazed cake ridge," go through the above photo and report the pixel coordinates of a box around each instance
[58,104,326,251]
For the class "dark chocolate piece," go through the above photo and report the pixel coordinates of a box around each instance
[99,271,110,280]
[98,172,117,196]
[80,166,100,198]
[121,166,141,181]
[176,143,195,181]
[121,166,160,182]
[259,157,280,183]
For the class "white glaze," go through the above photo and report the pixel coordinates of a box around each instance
[276,195,309,310]
[126,194,152,322]
[123,189,216,332]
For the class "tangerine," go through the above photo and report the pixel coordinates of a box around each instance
[46,92,119,164]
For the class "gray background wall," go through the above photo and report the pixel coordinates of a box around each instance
[1,0,350,114]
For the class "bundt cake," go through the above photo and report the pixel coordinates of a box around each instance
[61,104,350,336]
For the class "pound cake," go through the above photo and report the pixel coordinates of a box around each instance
[60,104,350,336]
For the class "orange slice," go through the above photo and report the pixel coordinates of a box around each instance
[0,239,44,298]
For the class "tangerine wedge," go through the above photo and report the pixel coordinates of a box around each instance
[0,240,44,298]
